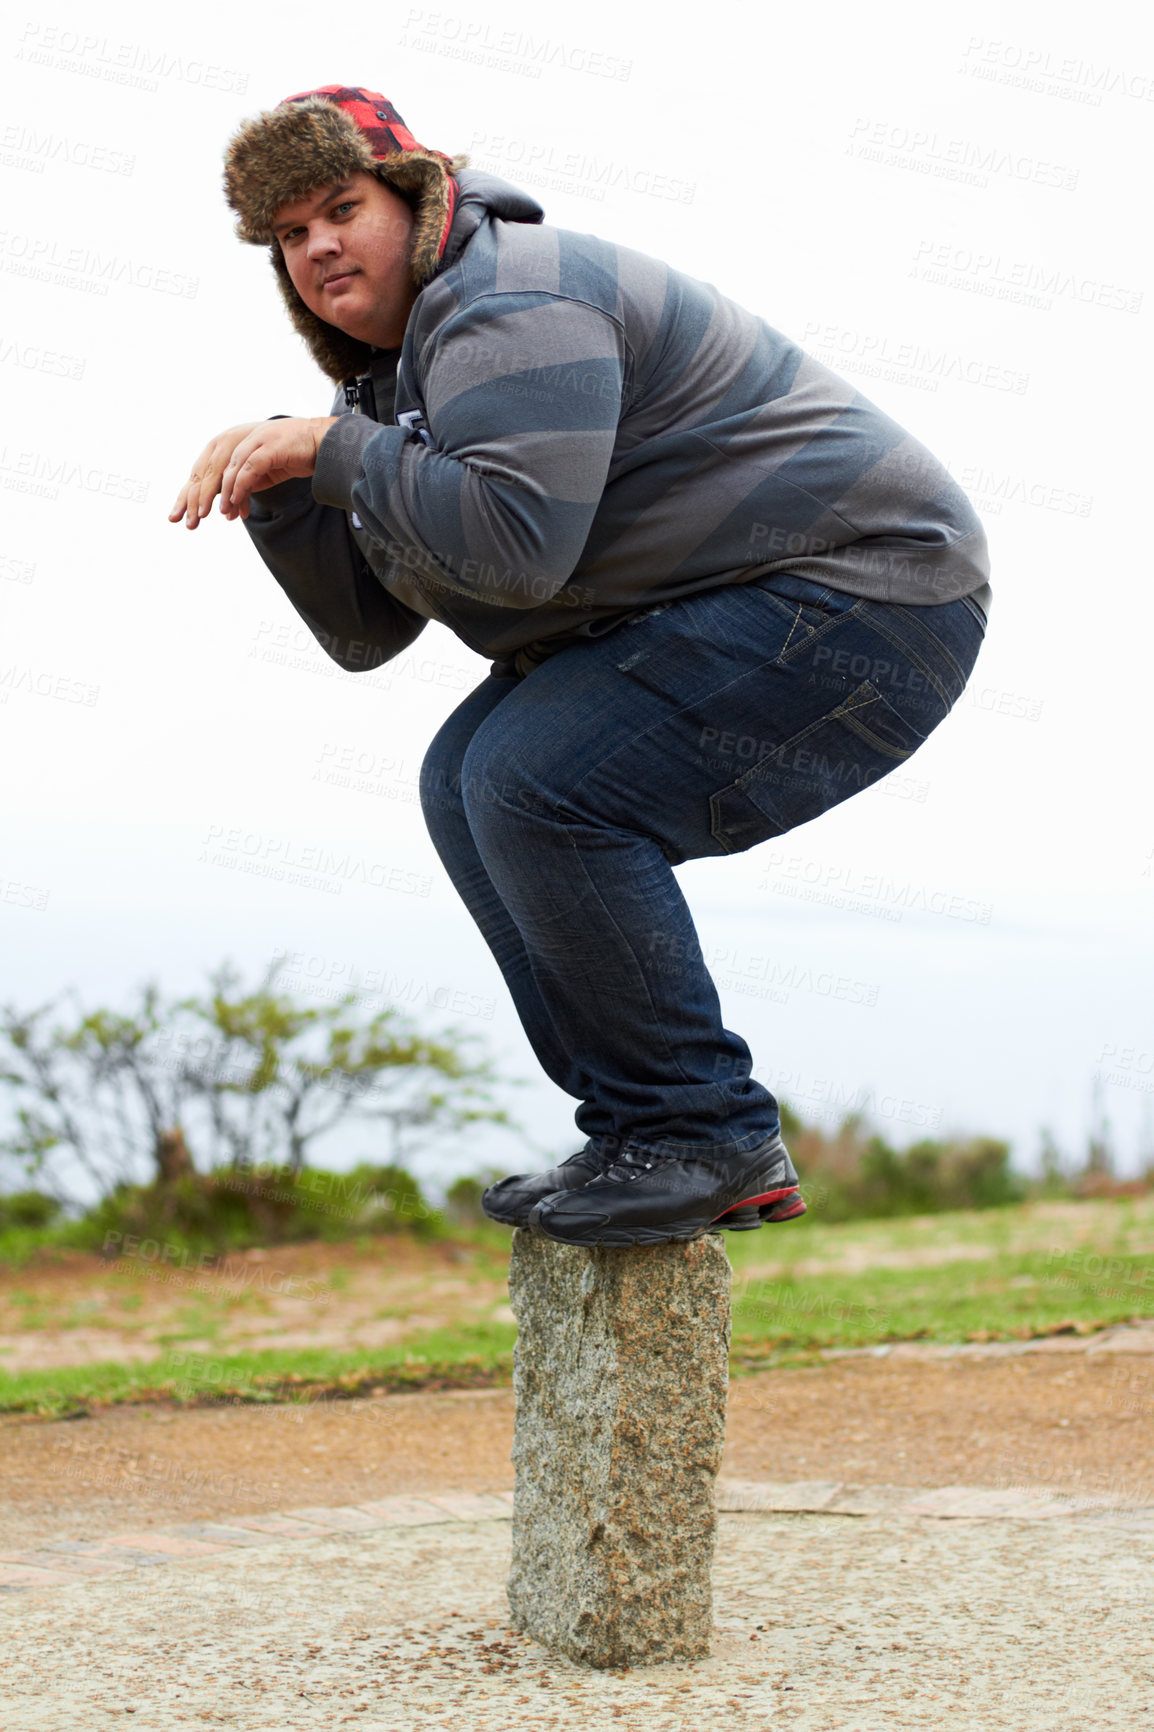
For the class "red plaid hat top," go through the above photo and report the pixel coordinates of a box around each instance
[277,85,454,168]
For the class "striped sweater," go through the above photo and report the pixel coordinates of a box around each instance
[246,170,991,677]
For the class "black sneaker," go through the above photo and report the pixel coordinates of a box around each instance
[526,1130,805,1247]
[480,1141,613,1227]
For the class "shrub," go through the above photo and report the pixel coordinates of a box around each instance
[785,1112,1025,1223]
[0,1189,61,1231]
[443,1168,511,1228]
[76,1162,441,1258]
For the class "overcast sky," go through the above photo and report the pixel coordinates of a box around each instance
[2,0,1151,1193]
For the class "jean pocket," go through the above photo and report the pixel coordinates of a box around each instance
[708,680,926,854]
[744,577,863,662]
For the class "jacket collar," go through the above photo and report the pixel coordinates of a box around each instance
[436,169,544,275]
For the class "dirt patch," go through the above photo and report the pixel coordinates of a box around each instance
[2,1354,1151,1555]
[7,1196,1153,1376]
[0,1237,511,1372]
[736,1193,1154,1278]
[5,1219,1154,1558]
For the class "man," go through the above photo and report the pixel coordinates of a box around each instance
[171,86,991,1248]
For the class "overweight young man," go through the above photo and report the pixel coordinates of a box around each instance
[170,86,992,1248]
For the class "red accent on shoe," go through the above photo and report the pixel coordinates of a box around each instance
[762,1195,807,1221]
[712,1184,801,1224]
[732,1184,800,1210]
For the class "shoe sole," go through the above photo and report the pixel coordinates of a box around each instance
[531,1178,807,1248]
[480,1204,528,1227]
[713,1187,808,1231]
[483,1188,805,1232]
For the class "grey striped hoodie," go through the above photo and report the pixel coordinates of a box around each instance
[246,170,991,677]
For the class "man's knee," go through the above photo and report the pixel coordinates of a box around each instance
[418,729,468,836]
[460,737,556,832]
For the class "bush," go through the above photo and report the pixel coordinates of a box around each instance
[786,1112,1026,1223]
[443,1168,511,1228]
[0,1190,61,1231]
[338,1163,442,1238]
[76,1162,441,1258]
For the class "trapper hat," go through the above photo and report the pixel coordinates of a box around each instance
[223,85,468,384]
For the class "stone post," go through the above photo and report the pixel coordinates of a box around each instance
[505,1228,731,1668]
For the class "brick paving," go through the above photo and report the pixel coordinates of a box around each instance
[2,1475,1150,1597]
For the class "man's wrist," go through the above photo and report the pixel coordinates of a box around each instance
[312,414,391,510]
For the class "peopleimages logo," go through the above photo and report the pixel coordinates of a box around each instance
[399,11,632,81]
[910,239,1141,314]
[15,23,249,95]
[847,116,1079,191]
[0,444,147,503]
[0,336,85,381]
[758,851,994,926]
[0,664,99,706]
[198,825,432,900]
[800,321,1030,396]
[0,874,49,911]
[0,122,135,176]
[271,947,498,1023]
[958,35,1154,107]
[0,229,197,299]
[468,132,694,204]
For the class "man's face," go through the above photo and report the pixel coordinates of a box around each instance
[273,170,419,350]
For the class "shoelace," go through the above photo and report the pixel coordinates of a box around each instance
[602,1144,659,1184]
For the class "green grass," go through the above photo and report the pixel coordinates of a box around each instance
[0,1318,519,1418]
[0,1222,93,1270]
[3,1197,1151,1415]
[727,1249,1152,1362]
[724,1195,1154,1364]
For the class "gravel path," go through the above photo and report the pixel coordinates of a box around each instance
[2,1484,1151,1729]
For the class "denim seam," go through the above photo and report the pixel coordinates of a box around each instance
[857,603,968,706]
[777,603,815,660]
[839,694,919,759]
[707,680,917,852]
[896,602,969,696]
[776,602,865,665]
[961,593,988,631]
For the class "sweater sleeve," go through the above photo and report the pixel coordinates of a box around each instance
[243,473,428,673]
[311,292,629,611]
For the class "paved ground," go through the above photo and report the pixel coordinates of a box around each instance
[4,1328,1153,1726]
[4,1331,1152,1555]
[2,1481,1152,1729]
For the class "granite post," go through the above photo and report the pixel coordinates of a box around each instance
[505,1228,732,1668]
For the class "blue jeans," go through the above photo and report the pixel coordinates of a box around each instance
[419,572,987,1160]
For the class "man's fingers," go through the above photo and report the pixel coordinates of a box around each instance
[168,422,268,528]
[220,432,267,516]
[195,456,231,523]
[174,456,221,528]
[169,417,317,526]
[192,439,244,522]
[226,455,272,518]
[169,456,213,526]
[184,436,227,523]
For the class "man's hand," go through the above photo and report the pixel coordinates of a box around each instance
[168,417,340,529]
